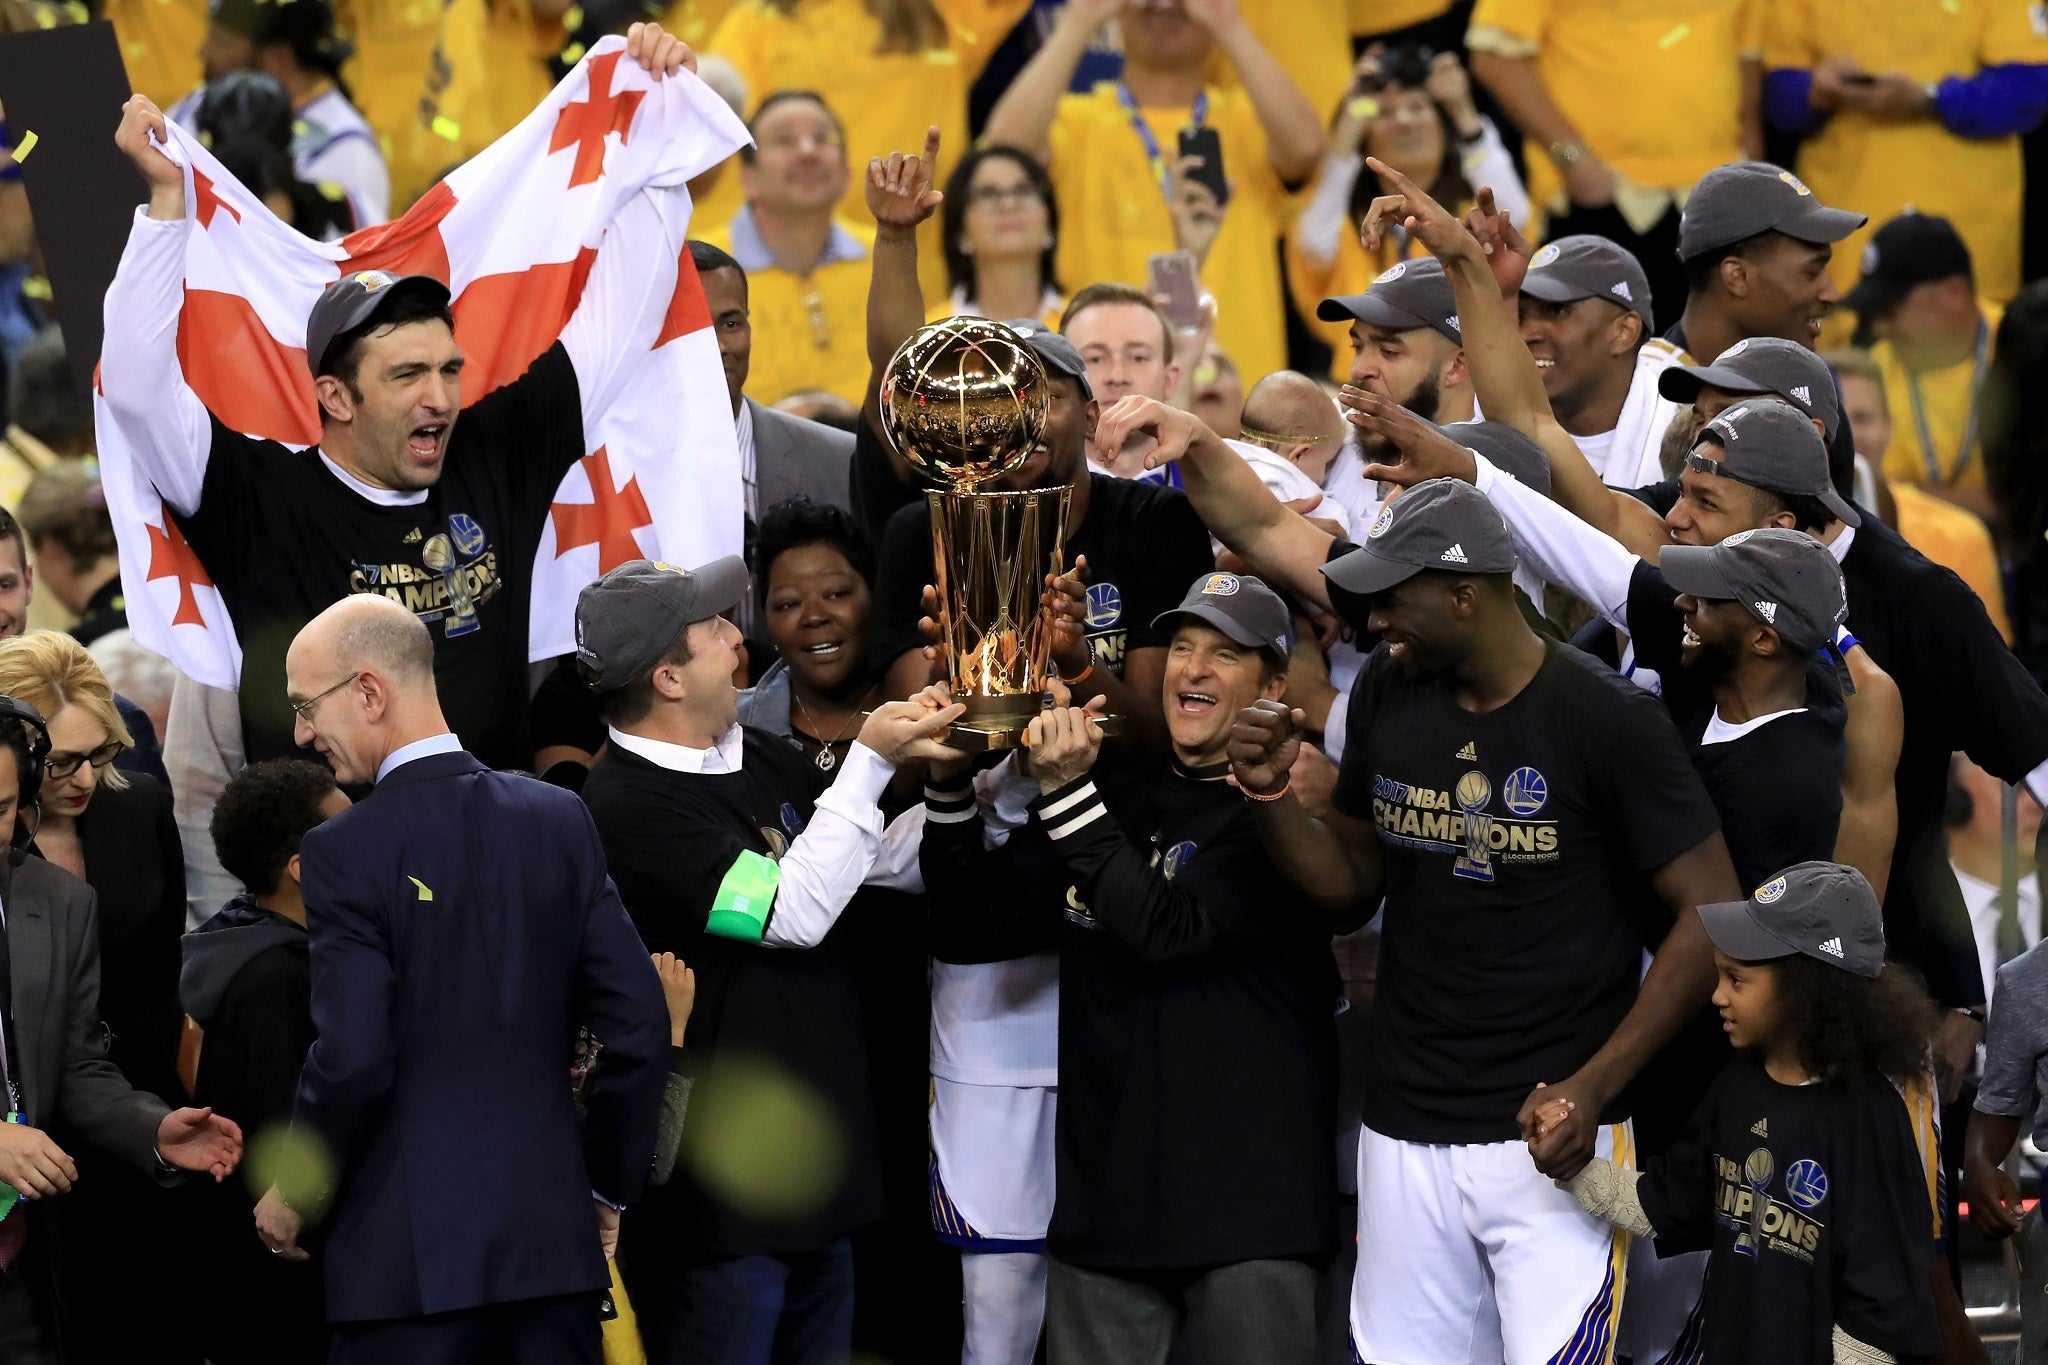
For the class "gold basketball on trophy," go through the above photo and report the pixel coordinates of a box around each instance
[879,316,1051,491]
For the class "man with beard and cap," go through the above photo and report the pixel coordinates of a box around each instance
[1313,256,1475,531]
[1208,471,1738,1365]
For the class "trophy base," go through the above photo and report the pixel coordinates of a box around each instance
[939,712,1124,752]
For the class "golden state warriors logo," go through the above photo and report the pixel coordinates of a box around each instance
[1161,840,1198,880]
[1085,582,1123,628]
[1784,1159,1828,1211]
[1529,243,1561,270]
[1368,505,1395,539]
[1375,261,1407,283]
[1502,766,1547,816]
[1724,529,1757,546]
[759,827,788,860]
[1756,875,1788,904]
[355,271,393,290]
[1777,170,1812,197]
[1202,573,1240,596]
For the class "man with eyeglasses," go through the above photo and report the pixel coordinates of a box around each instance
[700,90,873,409]
[254,593,670,1363]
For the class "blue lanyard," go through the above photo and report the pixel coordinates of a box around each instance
[1909,318,1990,488]
[1115,83,1206,202]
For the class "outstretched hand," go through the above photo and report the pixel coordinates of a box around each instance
[157,1107,243,1181]
[624,21,697,77]
[1463,185,1535,296]
[1094,396,1220,471]
[1359,156,1481,263]
[868,126,944,232]
[1343,388,1480,487]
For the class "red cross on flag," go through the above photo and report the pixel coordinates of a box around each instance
[94,40,749,689]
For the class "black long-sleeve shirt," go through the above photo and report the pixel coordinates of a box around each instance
[921,756,1339,1271]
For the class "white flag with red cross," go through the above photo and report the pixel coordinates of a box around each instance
[94,39,750,690]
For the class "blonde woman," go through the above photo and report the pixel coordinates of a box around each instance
[0,630,190,1360]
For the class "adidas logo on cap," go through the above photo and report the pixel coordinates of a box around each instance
[1611,281,1633,301]
[1790,384,1811,406]
[1441,543,1469,565]
[1754,600,1778,623]
[1817,937,1845,959]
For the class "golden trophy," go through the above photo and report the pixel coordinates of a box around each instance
[880,316,1080,750]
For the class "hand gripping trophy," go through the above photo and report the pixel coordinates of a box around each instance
[880,316,1108,749]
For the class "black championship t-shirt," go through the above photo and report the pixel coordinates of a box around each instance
[1331,637,1722,1142]
[869,472,1216,681]
[1636,1053,1942,1365]
[579,735,883,1261]
[175,344,585,770]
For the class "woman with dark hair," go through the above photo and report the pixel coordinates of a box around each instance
[932,144,1064,327]
[738,495,878,768]
[1289,45,1526,382]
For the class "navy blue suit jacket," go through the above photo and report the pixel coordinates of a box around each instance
[290,750,668,1324]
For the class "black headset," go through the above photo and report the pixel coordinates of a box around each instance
[0,695,51,866]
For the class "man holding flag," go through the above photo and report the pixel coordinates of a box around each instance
[98,21,747,775]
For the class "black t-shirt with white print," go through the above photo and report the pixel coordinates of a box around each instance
[175,344,585,769]
[1636,1051,1942,1365]
[868,471,1216,682]
[1330,636,1722,1142]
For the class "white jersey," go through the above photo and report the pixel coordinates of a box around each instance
[930,954,1060,1087]
[1587,337,1690,490]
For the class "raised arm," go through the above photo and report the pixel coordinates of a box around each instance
[1103,396,1337,612]
[982,0,1111,162]
[862,128,944,457]
[103,96,210,517]
[1192,0,1324,180]
[1362,161,1670,559]
[1834,645,1902,897]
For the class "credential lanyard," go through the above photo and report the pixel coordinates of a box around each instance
[1909,318,1990,488]
[1116,83,1206,203]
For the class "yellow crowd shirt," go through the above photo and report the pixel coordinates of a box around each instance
[1765,0,2048,303]
[420,0,564,178]
[1890,480,2012,641]
[1466,0,1759,212]
[106,0,204,109]
[707,0,1031,304]
[1348,0,1455,37]
[1046,82,1291,386]
[1876,300,2003,496]
[1210,1,1352,132]
[337,0,447,212]
[657,0,740,47]
[705,210,876,408]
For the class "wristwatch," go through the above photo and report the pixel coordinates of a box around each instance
[1958,1006,1988,1024]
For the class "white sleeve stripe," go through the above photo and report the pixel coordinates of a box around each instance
[926,805,979,824]
[1045,803,1109,840]
[1038,781,1099,819]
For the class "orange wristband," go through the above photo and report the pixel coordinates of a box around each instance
[1058,662,1095,687]
[1242,778,1292,803]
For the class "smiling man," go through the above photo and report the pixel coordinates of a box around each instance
[920,572,1336,1365]
[99,23,700,771]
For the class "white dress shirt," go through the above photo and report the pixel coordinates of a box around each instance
[375,732,465,783]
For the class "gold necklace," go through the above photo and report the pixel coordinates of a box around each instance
[791,683,875,773]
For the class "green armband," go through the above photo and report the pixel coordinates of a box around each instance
[705,849,781,942]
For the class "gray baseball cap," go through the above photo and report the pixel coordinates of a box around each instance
[1678,162,1867,262]
[1322,478,1515,596]
[1658,527,1847,654]
[1519,234,1654,328]
[1658,337,1842,442]
[1698,860,1887,978]
[574,556,750,692]
[1153,571,1293,659]
[1692,397,1860,528]
[1007,318,1093,400]
[1318,257,1462,345]
[306,269,452,377]
[1444,420,1552,497]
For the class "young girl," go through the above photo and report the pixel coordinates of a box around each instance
[1533,861,1942,1365]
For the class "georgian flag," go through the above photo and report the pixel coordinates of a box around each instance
[94,40,749,690]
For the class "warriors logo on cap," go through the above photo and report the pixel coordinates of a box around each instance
[1368,505,1395,538]
[355,271,392,291]
[1376,262,1408,283]
[1722,338,1750,359]
[1778,170,1812,196]
[1202,573,1240,596]
[1530,243,1561,269]
[1756,875,1789,904]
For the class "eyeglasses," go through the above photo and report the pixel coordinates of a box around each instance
[44,741,122,781]
[290,671,362,724]
[968,184,1043,209]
